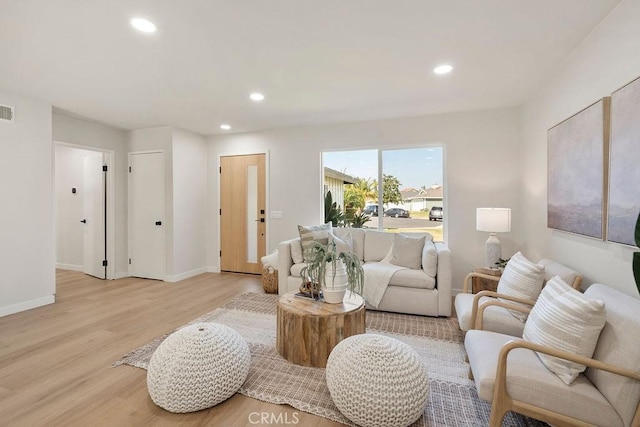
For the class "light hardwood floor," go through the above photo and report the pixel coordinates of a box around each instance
[0,270,343,426]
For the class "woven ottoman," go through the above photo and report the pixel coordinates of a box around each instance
[326,334,429,427]
[147,323,251,413]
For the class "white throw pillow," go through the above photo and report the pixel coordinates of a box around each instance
[290,239,304,264]
[422,240,438,278]
[388,234,426,270]
[497,252,545,322]
[523,276,606,385]
[298,223,332,262]
[330,231,353,254]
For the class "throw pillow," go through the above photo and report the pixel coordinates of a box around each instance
[298,223,332,262]
[290,239,304,264]
[330,231,353,254]
[497,252,545,322]
[422,240,438,278]
[388,234,426,270]
[523,276,606,385]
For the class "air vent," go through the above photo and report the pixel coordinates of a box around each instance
[0,104,15,123]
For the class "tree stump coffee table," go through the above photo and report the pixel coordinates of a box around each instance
[276,291,366,368]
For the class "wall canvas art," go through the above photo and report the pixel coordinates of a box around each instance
[608,76,640,246]
[547,98,610,239]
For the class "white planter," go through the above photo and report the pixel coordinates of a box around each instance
[323,260,348,304]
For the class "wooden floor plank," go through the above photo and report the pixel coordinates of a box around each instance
[0,270,343,426]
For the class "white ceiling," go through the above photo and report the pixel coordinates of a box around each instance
[0,0,621,135]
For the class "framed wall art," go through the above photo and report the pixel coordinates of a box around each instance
[607,76,640,246]
[547,98,610,239]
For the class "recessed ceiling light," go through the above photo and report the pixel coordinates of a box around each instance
[433,64,453,75]
[249,92,265,102]
[130,17,157,33]
[220,124,231,130]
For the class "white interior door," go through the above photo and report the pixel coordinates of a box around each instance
[129,152,165,280]
[82,152,106,279]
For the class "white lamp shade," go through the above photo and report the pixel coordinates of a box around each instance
[476,208,511,233]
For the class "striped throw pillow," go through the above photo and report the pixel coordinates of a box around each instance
[497,252,545,321]
[523,276,606,385]
[298,223,332,262]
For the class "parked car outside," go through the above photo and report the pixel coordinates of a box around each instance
[363,205,379,217]
[429,206,443,221]
[384,208,410,218]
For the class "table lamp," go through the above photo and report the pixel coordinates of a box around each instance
[476,208,511,269]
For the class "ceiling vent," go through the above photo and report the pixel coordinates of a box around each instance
[0,104,15,123]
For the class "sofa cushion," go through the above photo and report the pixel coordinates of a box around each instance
[454,293,525,336]
[290,238,304,264]
[290,263,306,278]
[333,228,365,261]
[465,330,622,427]
[330,231,353,254]
[497,252,545,322]
[298,223,332,262]
[523,276,606,385]
[388,268,436,290]
[364,231,394,262]
[422,240,437,278]
[388,234,425,270]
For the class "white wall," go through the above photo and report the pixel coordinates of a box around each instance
[53,114,129,277]
[54,145,99,270]
[171,128,208,280]
[0,92,55,316]
[520,0,640,296]
[208,107,521,289]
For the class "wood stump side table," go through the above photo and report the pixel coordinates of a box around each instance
[276,291,366,368]
[471,267,502,293]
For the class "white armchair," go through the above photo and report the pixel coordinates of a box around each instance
[455,258,582,336]
[464,283,640,427]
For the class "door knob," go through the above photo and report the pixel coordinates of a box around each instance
[155,221,162,226]
[80,219,87,223]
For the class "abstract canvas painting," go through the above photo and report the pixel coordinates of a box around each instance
[547,98,610,239]
[608,76,640,246]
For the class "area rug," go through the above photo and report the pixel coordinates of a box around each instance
[114,293,546,426]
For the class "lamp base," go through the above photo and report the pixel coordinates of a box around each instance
[485,234,502,269]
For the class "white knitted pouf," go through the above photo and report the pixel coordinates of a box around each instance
[326,334,429,427]
[147,323,250,413]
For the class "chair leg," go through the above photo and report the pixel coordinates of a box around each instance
[489,396,508,427]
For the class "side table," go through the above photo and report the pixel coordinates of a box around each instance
[471,267,502,293]
[276,291,365,368]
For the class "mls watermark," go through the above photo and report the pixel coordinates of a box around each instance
[248,411,300,425]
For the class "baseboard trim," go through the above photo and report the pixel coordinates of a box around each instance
[164,267,208,283]
[56,263,83,272]
[207,266,220,273]
[0,295,55,318]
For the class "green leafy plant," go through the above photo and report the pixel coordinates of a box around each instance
[348,212,371,228]
[495,257,511,269]
[300,240,364,295]
[633,212,640,294]
[324,191,345,227]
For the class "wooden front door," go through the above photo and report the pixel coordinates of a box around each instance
[220,154,266,274]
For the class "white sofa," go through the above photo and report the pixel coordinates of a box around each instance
[277,228,452,317]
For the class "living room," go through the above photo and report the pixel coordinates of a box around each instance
[1,1,640,425]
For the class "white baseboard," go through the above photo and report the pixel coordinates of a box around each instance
[56,263,83,272]
[207,266,220,273]
[164,267,209,283]
[0,295,55,318]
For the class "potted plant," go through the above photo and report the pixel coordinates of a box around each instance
[300,240,364,304]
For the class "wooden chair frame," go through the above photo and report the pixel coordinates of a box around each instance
[489,339,640,427]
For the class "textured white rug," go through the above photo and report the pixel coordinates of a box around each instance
[114,292,546,426]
